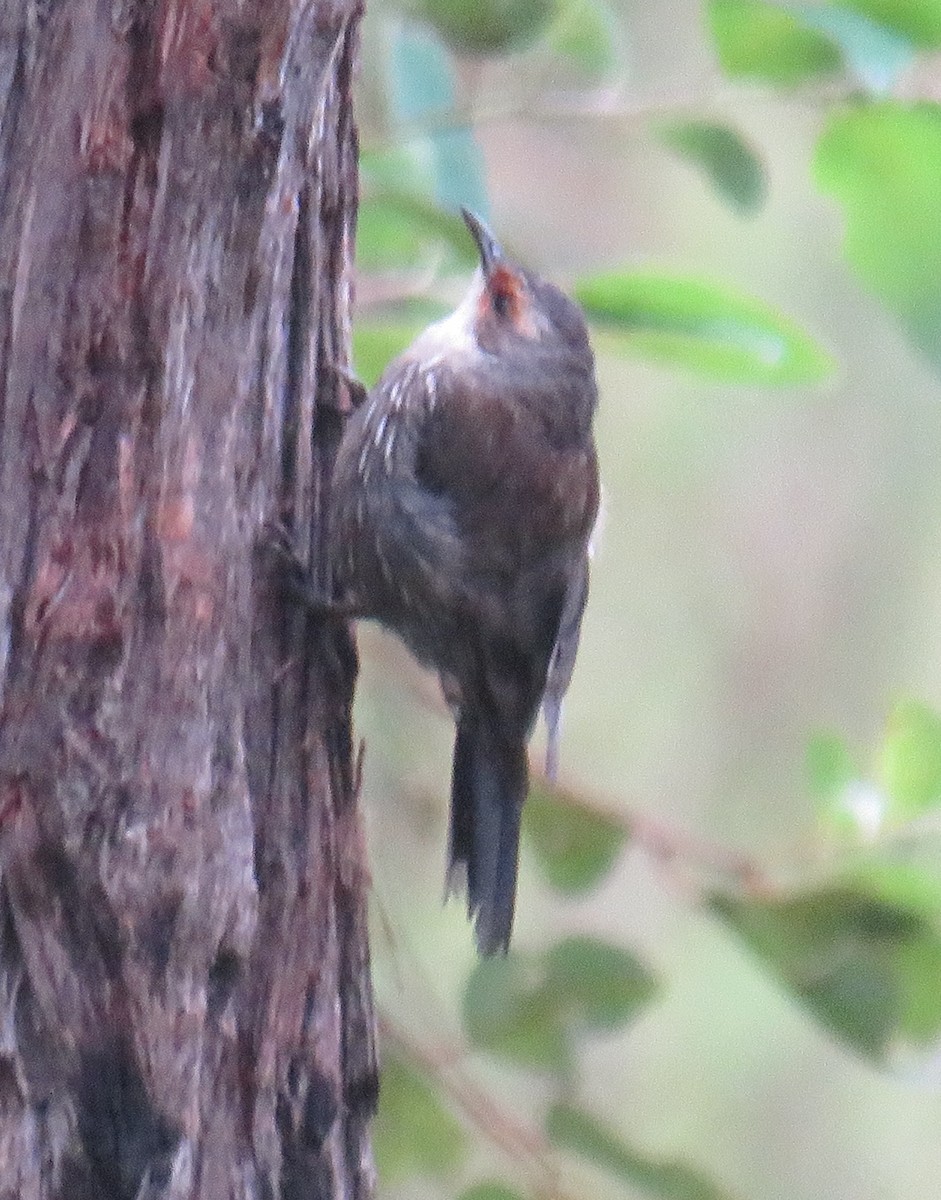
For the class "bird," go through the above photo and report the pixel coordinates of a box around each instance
[330,208,599,954]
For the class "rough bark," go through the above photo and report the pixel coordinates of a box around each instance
[0,2,375,1197]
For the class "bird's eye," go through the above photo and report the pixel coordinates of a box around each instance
[492,287,511,319]
[484,266,524,326]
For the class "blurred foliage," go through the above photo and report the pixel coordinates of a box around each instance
[459,1186,525,1200]
[523,781,627,892]
[351,0,941,1197]
[577,271,833,382]
[462,936,657,1072]
[408,0,558,55]
[546,1103,736,1200]
[712,887,941,1060]
[707,0,842,85]
[657,120,767,214]
[374,1051,467,1181]
[816,103,941,371]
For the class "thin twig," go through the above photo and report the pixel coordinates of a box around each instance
[379,1010,577,1200]
[361,72,868,147]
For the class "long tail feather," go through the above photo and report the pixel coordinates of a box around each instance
[448,716,528,955]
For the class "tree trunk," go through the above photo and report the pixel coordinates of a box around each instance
[0,2,375,1197]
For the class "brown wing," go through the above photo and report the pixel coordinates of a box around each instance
[414,367,599,733]
[415,371,599,579]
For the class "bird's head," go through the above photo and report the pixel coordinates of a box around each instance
[458,208,590,362]
[407,209,592,374]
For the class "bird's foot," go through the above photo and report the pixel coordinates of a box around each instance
[328,362,369,412]
[263,520,361,621]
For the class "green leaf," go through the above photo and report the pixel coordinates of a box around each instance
[576,272,833,384]
[815,102,941,377]
[546,937,658,1030]
[360,145,438,199]
[356,190,480,272]
[462,937,657,1072]
[524,782,626,893]
[788,5,915,94]
[839,0,941,47]
[547,1103,736,1200]
[463,953,570,1072]
[848,848,941,930]
[373,1052,466,1182]
[807,731,881,838]
[706,0,841,85]
[547,0,621,79]
[807,732,856,800]
[659,120,766,215]
[356,200,435,272]
[712,887,941,1060]
[879,698,941,821]
[459,1185,525,1200]
[412,0,558,56]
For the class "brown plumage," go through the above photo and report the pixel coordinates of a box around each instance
[331,210,599,954]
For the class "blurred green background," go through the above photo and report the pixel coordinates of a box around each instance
[348,3,941,1198]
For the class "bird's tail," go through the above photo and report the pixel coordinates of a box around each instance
[447,714,528,955]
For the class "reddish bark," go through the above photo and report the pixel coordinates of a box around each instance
[0,2,375,1197]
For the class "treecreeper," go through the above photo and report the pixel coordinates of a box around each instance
[330,209,600,954]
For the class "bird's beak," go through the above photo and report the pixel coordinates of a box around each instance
[461,208,503,276]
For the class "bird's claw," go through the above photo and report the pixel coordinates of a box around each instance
[261,519,353,620]
[328,362,369,411]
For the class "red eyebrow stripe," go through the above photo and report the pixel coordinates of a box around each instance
[482,265,528,331]
[490,265,523,305]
